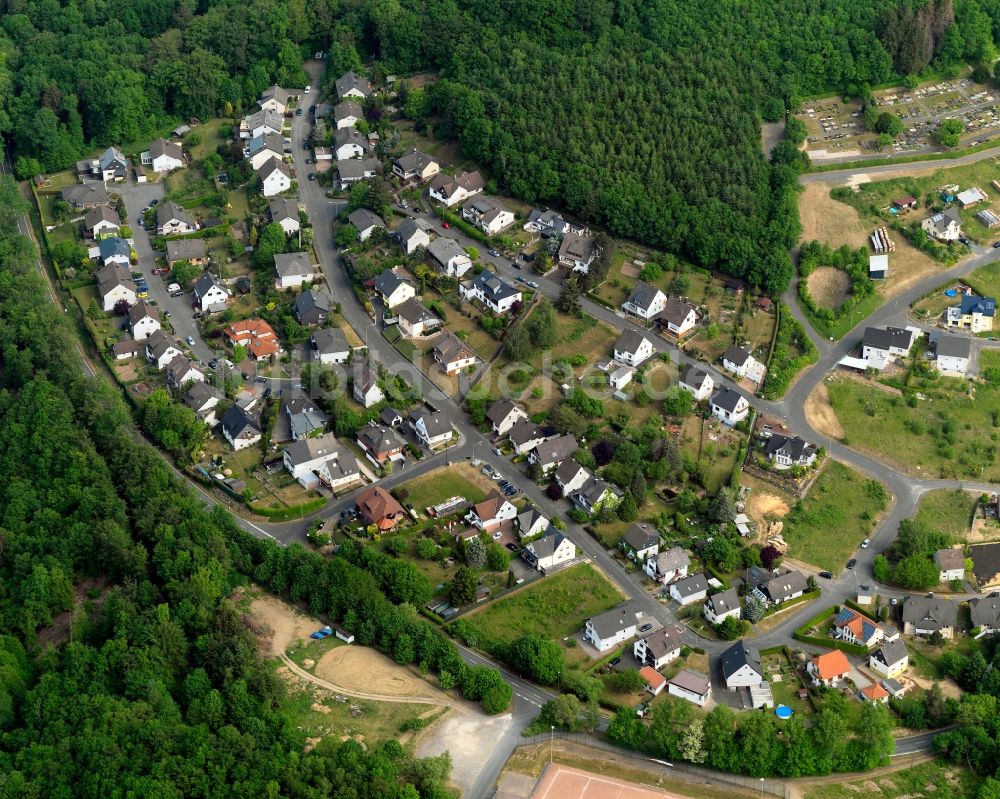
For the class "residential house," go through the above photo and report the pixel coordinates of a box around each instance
[294,290,330,326]
[921,208,963,241]
[145,331,183,370]
[157,201,198,235]
[584,602,644,652]
[460,270,522,314]
[311,327,350,364]
[316,454,364,493]
[869,639,909,679]
[644,546,691,585]
[335,70,371,99]
[356,424,405,465]
[554,459,591,497]
[373,269,417,309]
[971,542,1000,588]
[947,294,996,332]
[466,489,517,531]
[334,128,368,160]
[274,252,314,289]
[333,100,363,129]
[704,588,742,625]
[902,596,958,639]
[509,418,548,455]
[621,282,667,320]
[353,363,385,408]
[720,641,765,690]
[521,529,576,571]
[935,548,966,582]
[428,236,473,277]
[285,391,329,440]
[516,506,549,539]
[225,319,281,361]
[613,330,654,367]
[524,209,570,237]
[348,208,386,242]
[192,274,230,312]
[98,237,131,267]
[409,408,455,448]
[461,196,515,235]
[669,573,709,606]
[247,132,286,170]
[528,434,578,474]
[128,300,161,341]
[97,147,128,182]
[165,355,205,390]
[656,298,699,337]
[753,570,807,607]
[678,365,714,401]
[860,684,890,704]
[337,157,380,189]
[722,345,766,384]
[428,170,486,207]
[84,205,121,239]
[269,197,301,236]
[765,435,817,469]
[486,398,528,437]
[935,334,971,375]
[183,382,223,426]
[833,607,896,649]
[620,522,660,562]
[259,84,293,115]
[95,264,136,311]
[395,298,441,338]
[640,667,668,697]
[260,158,293,197]
[668,670,712,707]
[144,138,185,173]
[165,238,207,267]
[557,231,597,273]
[240,108,282,140]
[970,594,1000,636]
[807,650,851,687]
[394,217,431,254]
[633,624,685,669]
[391,149,440,183]
[220,405,262,451]
[710,387,750,426]
[862,326,916,369]
[881,678,907,699]
[355,486,406,531]
[433,332,477,375]
[61,182,107,210]
[573,478,622,515]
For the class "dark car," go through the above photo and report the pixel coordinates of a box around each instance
[295,108,303,116]
[818,571,833,579]
[610,657,622,667]
[638,623,653,633]
[505,542,519,552]
[993,241,1000,249]
[305,158,312,165]
[308,173,316,181]
[149,198,158,206]
[846,558,857,569]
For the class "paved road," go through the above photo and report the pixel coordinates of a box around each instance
[802,142,1000,183]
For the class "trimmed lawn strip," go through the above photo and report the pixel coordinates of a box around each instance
[397,463,498,513]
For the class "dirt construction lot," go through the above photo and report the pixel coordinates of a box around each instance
[314,646,450,703]
[806,267,851,310]
[250,594,321,657]
[804,382,845,439]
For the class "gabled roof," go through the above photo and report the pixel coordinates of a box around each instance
[576,476,619,506]
[165,354,202,386]
[872,638,908,669]
[833,607,884,643]
[98,237,131,261]
[660,297,697,326]
[811,650,850,680]
[285,392,328,439]
[84,205,120,229]
[863,326,914,351]
[625,281,664,312]
[260,157,292,182]
[221,404,260,440]
[354,362,380,394]
[269,197,300,223]
[558,231,596,262]
[184,381,223,412]
[719,641,762,681]
[637,624,685,661]
[428,236,469,267]
[157,200,195,228]
[466,270,520,302]
[334,99,364,122]
[357,423,404,455]
[335,70,371,98]
[395,297,439,326]
[679,364,711,390]
[410,408,455,439]
[95,264,134,298]
[193,273,228,300]
[430,170,485,198]
[671,572,708,598]
[937,334,971,359]
[338,157,381,180]
[311,326,349,354]
[517,504,547,531]
[247,131,284,158]
[373,268,411,297]
[705,587,740,616]
[934,548,965,570]
[656,546,691,572]
[669,669,710,696]
[165,238,206,262]
[472,488,511,522]
[722,344,751,367]
[61,182,107,206]
[295,289,330,318]
[274,251,313,278]
[902,596,958,629]
[395,217,430,243]
[225,319,280,359]
[356,486,405,529]
[531,433,578,465]
[970,594,1000,627]
[960,293,996,317]
[334,127,368,151]
[971,542,1000,584]
[486,398,524,426]
[260,84,291,106]
[348,207,386,232]
[433,331,475,364]
[614,329,649,356]
[622,522,659,552]
[554,458,590,485]
[766,434,816,462]
[99,146,126,169]
[588,602,642,640]
[128,300,160,325]
[244,108,283,132]
[762,570,808,603]
[509,418,547,448]
[711,387,746,413]
[526,529,571,559]
[394,148,437,173]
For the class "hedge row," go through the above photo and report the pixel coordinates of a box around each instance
[249,496,327,520]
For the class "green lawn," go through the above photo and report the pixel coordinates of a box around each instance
[781,461,888,571]
[914,260,1000,325]
[827,374,1000,481]
[799,290,883,341]
[397,463,496,512]
[457,563,624,646]
[913,488,978,541]
[802,759,980,799]
[964,259,1000,301]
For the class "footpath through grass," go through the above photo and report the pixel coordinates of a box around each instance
[802,758,980,799]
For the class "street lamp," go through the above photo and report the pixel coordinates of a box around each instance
[550,725,555,765]
[759,778,765,799]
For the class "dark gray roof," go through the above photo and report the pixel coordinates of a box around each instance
[165,238,206,262]
[338,157,380,180]
[762,570,807,603]
[357,423,404,454]
[269,197,299,223]
[486,398,522,425]
[466,270,520,302]
[863,326,913,352]
[901,596,957,630]
[395,217,429,243]
[638,624,685,661]
[531,434,578,465]
[221,404,260,440]
[554,458,589,484]
[248,132,284,158]
[722,344,751,367]
[705,587,740,616]
[622,522,659,552]
[660,297,697,326]
[259,157,292,181]
[765,434,816,462]
[334,127,368,151]
[576,477,621,506]
[335,70,371,98]
[711,387,745,413]
[972,543,1000,584]
[410,408,455,439]
[680,364,711,389]
[184,381,222,411]
[656,546,690,572]
[937,334,971,359]
[872,639,909,669]
[274,252,313,278]
[614,329,648,356]
[311,327,349,354]
[157,200,195,228]
[334,99,364,122]
[193,273,226,300]
[671,572,708,598]
[373,269,410,297]
[509,418,546,447]
[433,331,475,364]
[395,297,439,326]
[348,207,386,232]
[394,148,436,173]
[588,602,642,639]
[98,237,131,260]
[127,300,160,325]
[61,182,107,206]
[295,289,330,318]
[84,205,119,229]
[526,529,570,559]
[719,640,763,681]
[970,594,1000,628]
[625,281,663,312]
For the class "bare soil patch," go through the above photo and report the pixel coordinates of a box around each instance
[249,594,319,657]
[804,383,845,439]
[746,491,790,525]
[417,710,516,797]
[314,645,448,702]
[806,267,851,311]
[911,674,962,699]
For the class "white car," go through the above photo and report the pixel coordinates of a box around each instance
[186,336,195,346]
[304,85,312,94]
[861,538,870,549]
[492,531,502,540]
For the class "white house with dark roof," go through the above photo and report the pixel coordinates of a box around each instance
[528,434,578,474]
[259,84,293,115]
[554,459,591,497]
[395,298,440,338]
[274,252,314,290]
[522,529,576,571]
[165,355,205,390]
[524,208,570,237]
[97,147,128,182]
[409,408,456,448]
[461,196,515,235]
[294,290,330,326]
[428,236,473,277]
[337,157,380,189]
[392,148,440,182]
[669,573,709,606]
[84,205,121,239]
[247,132,285,170]
[98,237,131,267]
[128,300,161,341]
[678,364,714,401]
[373,269,417,309]
[433,332,477,374]
[720,641,765,690]
[311,327,350,364]
[486,398,528,437]
[947,294,996,333]
[970,593,1000,637]
[165,238,207,267]
[240,108,283,140]
[722,344,766,384]
[633,624,685,669]
[710,387,750,425]
[862,326,915,369]
[144,138,184,173]
[334,128,368,160]
[509,419,548,455]
[221,405,262,451]
[934,548,965,582]
[429,170,485,207]
[145,331,182,370]
[157,201,198,235]
[192,274,230,312]
[869,639,909,679]
[644,546,690,584]
[765,434,817,468]
[620,522,659,562]
[657,297,700,336]
[348,208,386,241]
[352,362,385,408]
[573,478,622,515]
[260,158,293,197]
[935,334,971,375]
[752,570,807,606]
[621,282,667,320]
[184,382,223,426]
[921,208,962,241]
[516,505,549,539]
[335,70,371,99]
[285,391,328,440]
[613,330,654,367]
[61,182,107,210]
[460,270,522,314]
[284,434,358,488]
[558,231,597,273]
[95,264,136,311]
[394,218,432,254]
[334,99,364,129]
[703,587,742,624]
[902,596,957,639]
[584,602,644,652]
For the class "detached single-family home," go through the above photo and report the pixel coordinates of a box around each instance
[356,486,406,531]
[461,196,515,235]
[921,208,963,241]
[620,522,660,562]
[862,326,915,369]
[608,363,634,391]
[335,70,371,99]
[240,108,283,140]
[947,294,996,332]
[807,650,851,687]
[352,363,385,408]
[409,408,456,448]
[669,573,709,606]
[509,418,548,455]
[613,330,654,367]
[722,345,766,384]
[633,624,685,670]
[294,290,330,326]
[128,300,161,341]
[710,387,750,425]
[466,488,517,531]
[165,238,207,267]
[225,319,281,361]
[269,199,301,238]
[260,157,293,197]
[573,478,622,515]
[460,270,522,314]
[220,405,262,451]
[98,237,131,267]
[753,570,807,607]
[720,641,765,690]
[274,252,314,290]
[522,529,576,571]
[373,269,417,309]
[860,684,890,704]
[165,355,205,390]
[766,434,817,468]
[971,542,1000,589]
[640,667,668,697]
[184,382,223,426]
[144,138,184,173]
[524,209,570,237]
[679,365,714,401]
[337,157,380,189]
[145,331,182,369]
[528,434,578,474]
[392,149,440,183]
[935,334,971,375]
[902,596,957,639]
[833,607,896,649]
[516,505,549,539]
[554,459,591,497]
[657,298,700,337]
[428,236,473,277]
[558,231,597,273]
[394,217,432,254]
[311,327,350,364]
[703,587,742,625]
[247,132,286,170]
[395,298,441,338]
[869,639,909,679]
[348,208,386,241]
[935,548,966,582]
[283,434,356,487]
[645,546,690,585]
[192,273,230,312]
[334,128,368,160]
[333,99,364,129]
[97,147,128,182]
[95,264,136,311]
[285,392,329,440]
[84,205,121,239]
[157,201,198,235]
[970,594,1000,636]
[621,282,667,320]
[486,398,528,437]
[356,423,405,465]
[61,182,107,210]
[433,332,477,375]
[668,670,712,707]
[259,84,293,115]
[584,602,644,652]
[429,170,486,207]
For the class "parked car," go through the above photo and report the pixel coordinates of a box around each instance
[861,538,870,549]
[186,336,195,346]
[305,158,312,165]
[492,447,503,456]
[492,531,502,540]
[503,487,516,497]
[890,597,898,606]
[610,657,622,667]
[992,241,1000,249]
[505,543,520,552]
[400,200,409,209]
[488,249,500,257]
[295,108,302,116]
[304,85,312,94]
[310,626,332,640]
[847,558,857,569]
[149,198,158,206]
[308,173,316,181]
[638,623,653,633]
[208,359,219,369]
[528,280,539,288]
[818,571,833,579]
[441,221,451,229]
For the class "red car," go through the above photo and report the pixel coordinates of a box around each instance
[441,221,451,229]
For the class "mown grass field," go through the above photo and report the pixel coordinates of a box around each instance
[398,463,496,512]
[913,488,978,541]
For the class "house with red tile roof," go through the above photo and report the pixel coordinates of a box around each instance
[807,650,851,687]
